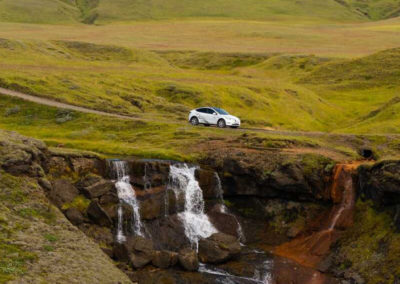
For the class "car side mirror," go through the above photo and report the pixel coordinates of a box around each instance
[213,112,217,115]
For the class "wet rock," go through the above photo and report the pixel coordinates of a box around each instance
[208,208,241,238]
[195,168,220,199]
[99,192,119,205]
[113,236,154,269]
[138,189,165,220]
[178,248,199,271]
[87,200,112,227]
[129,160,170,189]
[145,215,190,251]
[65,207,84,225]
[129,237,154,268]
[82,179,115,199]
[152,250,178,268]
[49,179,79,207]
[198,233,241,264]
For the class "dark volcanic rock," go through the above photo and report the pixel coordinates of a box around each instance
[201,151,334,201]
[87,200,112,227]
[129,160,170,189]
[145,214,190,251]
[208,206,242,238]
[195,168,220,199]
[152,250,178,268]
[64,207,84,225]
[49,179,79,207]
[198,233,241,264]
[178,248,199,271]
[359,161,400,205]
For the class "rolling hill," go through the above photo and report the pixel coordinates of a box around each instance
[1,0,397,24]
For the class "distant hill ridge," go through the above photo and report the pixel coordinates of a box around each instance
[1,0,400,24]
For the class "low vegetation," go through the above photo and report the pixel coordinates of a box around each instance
[334,200,400,283]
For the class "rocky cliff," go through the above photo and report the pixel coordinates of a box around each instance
[3,129,400,284]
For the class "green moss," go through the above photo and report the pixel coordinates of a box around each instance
[62,195,90,213]
[300,153,334,176]
[336,200,400,283]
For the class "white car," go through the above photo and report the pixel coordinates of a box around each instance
[188,107,241,128]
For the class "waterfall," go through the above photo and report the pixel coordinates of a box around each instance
[214,172,246,242]
[169,164,217,250]
[110,160,144,241]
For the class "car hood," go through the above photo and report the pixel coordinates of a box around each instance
[224,115,240,121]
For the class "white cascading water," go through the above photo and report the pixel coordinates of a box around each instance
[111,160,144,242]
[169,164,217,250]
[214,173,246,242]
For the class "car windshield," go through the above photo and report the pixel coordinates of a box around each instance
[213,108,229,115]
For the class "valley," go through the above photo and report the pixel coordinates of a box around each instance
[2,1,400,283]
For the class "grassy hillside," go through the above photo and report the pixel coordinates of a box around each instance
[343,0,400,20]
[0,0,365,24]
[0,39,343,131]
[95,0,362,23]
[0,0,79,24]
[2,18,400,57]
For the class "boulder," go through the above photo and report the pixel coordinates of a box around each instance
[113,236,154,269]
[195,168,221,199]
[208,207,241,238]
[76,174,102,189]
[152,250,178,268]
[129,236,154,269]
[82,179,115,199]
[198,233,241,264]
[144,215,190,251]
[64,207,84,225]
[178,248,199,271]
[49,179,79,207]
[87,201,112,227]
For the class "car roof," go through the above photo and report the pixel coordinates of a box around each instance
[196,106,216,110]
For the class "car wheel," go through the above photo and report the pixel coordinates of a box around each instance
[217,119,226,128]
[190,117,199,126]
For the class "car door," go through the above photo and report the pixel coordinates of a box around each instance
[207,108,219,125]
[196,108,208,123]
[202,108,217,125]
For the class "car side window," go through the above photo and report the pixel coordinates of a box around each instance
[206,108,215,114]
[197,108,207,113]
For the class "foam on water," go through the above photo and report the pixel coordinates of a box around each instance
[111,160,144,241]
[169,164,217,250]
